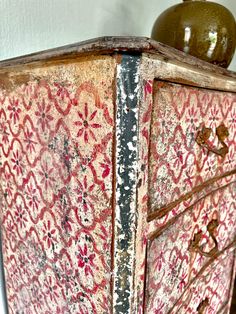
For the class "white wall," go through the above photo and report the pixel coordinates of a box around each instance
[0,0,235,69]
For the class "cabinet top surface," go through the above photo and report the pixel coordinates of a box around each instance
[0,36,236,79]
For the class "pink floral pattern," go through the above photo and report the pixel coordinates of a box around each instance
[174,253,235,313]
[0,52,235,314]
[133,80,236,314]
[7,97,21,124]
[42,220,57,249]
[75,102,101,143]
[11,150,23,176]
[38,162,56,191]
[77,243,96,276]
[0,58,114,313]
[35,99,53,132]
[145,183,236,313]
[149,81,236,215]
[14,204,28,229]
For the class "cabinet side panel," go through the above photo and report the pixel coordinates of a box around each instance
[0,56,115,313]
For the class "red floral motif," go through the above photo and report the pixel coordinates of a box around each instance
[99,294,110,313]
[24,128,37,153]
[229,108,236,129]
[14,204,28,229]
[213,271,221,284]
[224,149,235,170]
[55,194,73,233]
[25,183,39,211]
[0,120,9,144]
[54,82,70,100]
[75,103,101,143]
[186,107,199,126]
[184,167,195,188]
[178,271,187,292]
[61,213,73,233]
[149,81,236,221]
[173,143,184,168]
[100,158,111,179]
[3,63,235,313]
[44,276,59,302]
[11,150,23,176]
[220,197,229,213]
[209,106,220,127]
[4,172,13,199]
[205,159,216,176]
[202,207,210,225]
[18,253,30,276]
[35,99,53,131]
[42,220,57,249]
[180,232,189,242]
[38,162,56,190]
[77,243,96,276]
[75,176,96,212]
[58,260,74,293]
[8,260,20,283]
[98,225,110,252]
[228,211,235,226]
[7,97,21,124]
[54,82,77,105]
[6,220,16,242]
[154,250,165,272]
[26,238,43,266]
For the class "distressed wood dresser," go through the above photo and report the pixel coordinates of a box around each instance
[0,37,235,314]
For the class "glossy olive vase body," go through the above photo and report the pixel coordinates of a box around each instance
[151,0,236,68]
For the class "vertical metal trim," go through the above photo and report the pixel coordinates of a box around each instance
[113,54,140,313]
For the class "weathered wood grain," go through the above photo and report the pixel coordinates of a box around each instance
[0,36,236,79]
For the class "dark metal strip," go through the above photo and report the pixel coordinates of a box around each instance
[113,53,140,313]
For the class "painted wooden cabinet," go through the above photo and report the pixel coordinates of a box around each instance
[0,37,235,314]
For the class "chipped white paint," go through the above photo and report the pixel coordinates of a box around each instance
[113,55,141,314]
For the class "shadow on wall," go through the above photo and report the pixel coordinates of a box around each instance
[98,0,147,36]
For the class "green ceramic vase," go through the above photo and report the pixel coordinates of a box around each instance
[151,0,236,68]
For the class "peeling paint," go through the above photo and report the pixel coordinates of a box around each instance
[113,54,140,314]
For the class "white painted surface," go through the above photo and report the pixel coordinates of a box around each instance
[0,0,235,69]
[0,0,235,312]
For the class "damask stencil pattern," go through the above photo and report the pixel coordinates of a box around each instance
[174,251,235,313]
[0,57,115,313]
[149,81,236,214]
[126,78,236,314]
[145,183,236,313]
